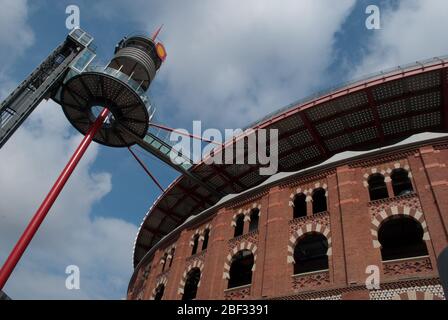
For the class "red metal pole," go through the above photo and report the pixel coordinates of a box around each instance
[0,108,110,290]
[127,146,165,192]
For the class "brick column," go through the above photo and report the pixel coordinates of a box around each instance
[327,172,347,287]
[164,230,190,300]
[259,186,291,297]
[141,249,165,299]
[201,208,234,299]
[408,148,448,264]
[336,165,382,286]
[250,195,269,298]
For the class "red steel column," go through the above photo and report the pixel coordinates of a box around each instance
[0,107,110,289]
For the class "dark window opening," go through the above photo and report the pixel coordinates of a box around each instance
[312,188,327,214]
[368,173,389,201]
[154,284,165,300]
[249,209,259,232]
[234,214,245,237]
[191,234,199,255]
[378,216,428,261]
[202,229,210,251]
[293,193,307,218]
[228,250,254,289]
[168,248,175,268]
[293,233,329,275]
[391,169,414,197]
[161,253,168,272]
[182,268,201,301]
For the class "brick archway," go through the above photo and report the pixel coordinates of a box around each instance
[371,206,430,248]
[231,203,262,226]
[287,223,332,264]
[223,241,257,279]
[391,290,443,300]
[150,276,168,300]
[178,260,204,295]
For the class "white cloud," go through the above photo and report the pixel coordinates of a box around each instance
[0,100,138,299]
[95,0,356,128]
[0,0,34,93]
[354,0,448,76]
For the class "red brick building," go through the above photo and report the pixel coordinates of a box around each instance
[128,59,448,300]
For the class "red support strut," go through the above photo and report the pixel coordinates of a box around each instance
[0,108,110,290]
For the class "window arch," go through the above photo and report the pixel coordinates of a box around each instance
[293,233,329,275]
[191,234,199,255]
[228,250,254,289]
[391,168,413,197]
[312,188,327,214]
[249,209,259,232]
[202,229,210,251]
[182,268,201,301]
[293,193,307,218]
[234,214,245,237]
[368,173,389,201]
[378,215,428,261]
[154,284,165,300]
[168,247,175,268]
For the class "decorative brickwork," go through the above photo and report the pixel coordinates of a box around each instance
[288,212,330,237]
[368,193,421,220]
[370,284,445,300]
[228,230,258,252]
[224,285,251,300]
[383,256,433,276]
[292,271,330,291]
[362,161,411,188]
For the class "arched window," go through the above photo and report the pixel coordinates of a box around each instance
[249,209,259,232]
[154,284,165,300]
[228,250,254,289]
[378,216,428,261]
[234,214,245,237]
[191,234,199,255]
[368,173,389,201]
[182,268,201,301]
[391,169,413,197]
[202,229,210,251]
[293,233,329,275]
[161,253,168,272]
[168,248,175,268]
[293,193,307,218]
[312,188,327,214]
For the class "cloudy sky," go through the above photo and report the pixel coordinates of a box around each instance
[1,0,448,299]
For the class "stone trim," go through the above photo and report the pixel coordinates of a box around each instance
[177,260,205,295]
[223,241,257,280]
[189,223,213,246]
[362,162,411,188]
[231,203,262,227]
[150,275,168,300]
[371,205,430,248]
[287,223,332,264]
[288,182,328,207]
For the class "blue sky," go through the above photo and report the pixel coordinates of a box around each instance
[1,0,448,299]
